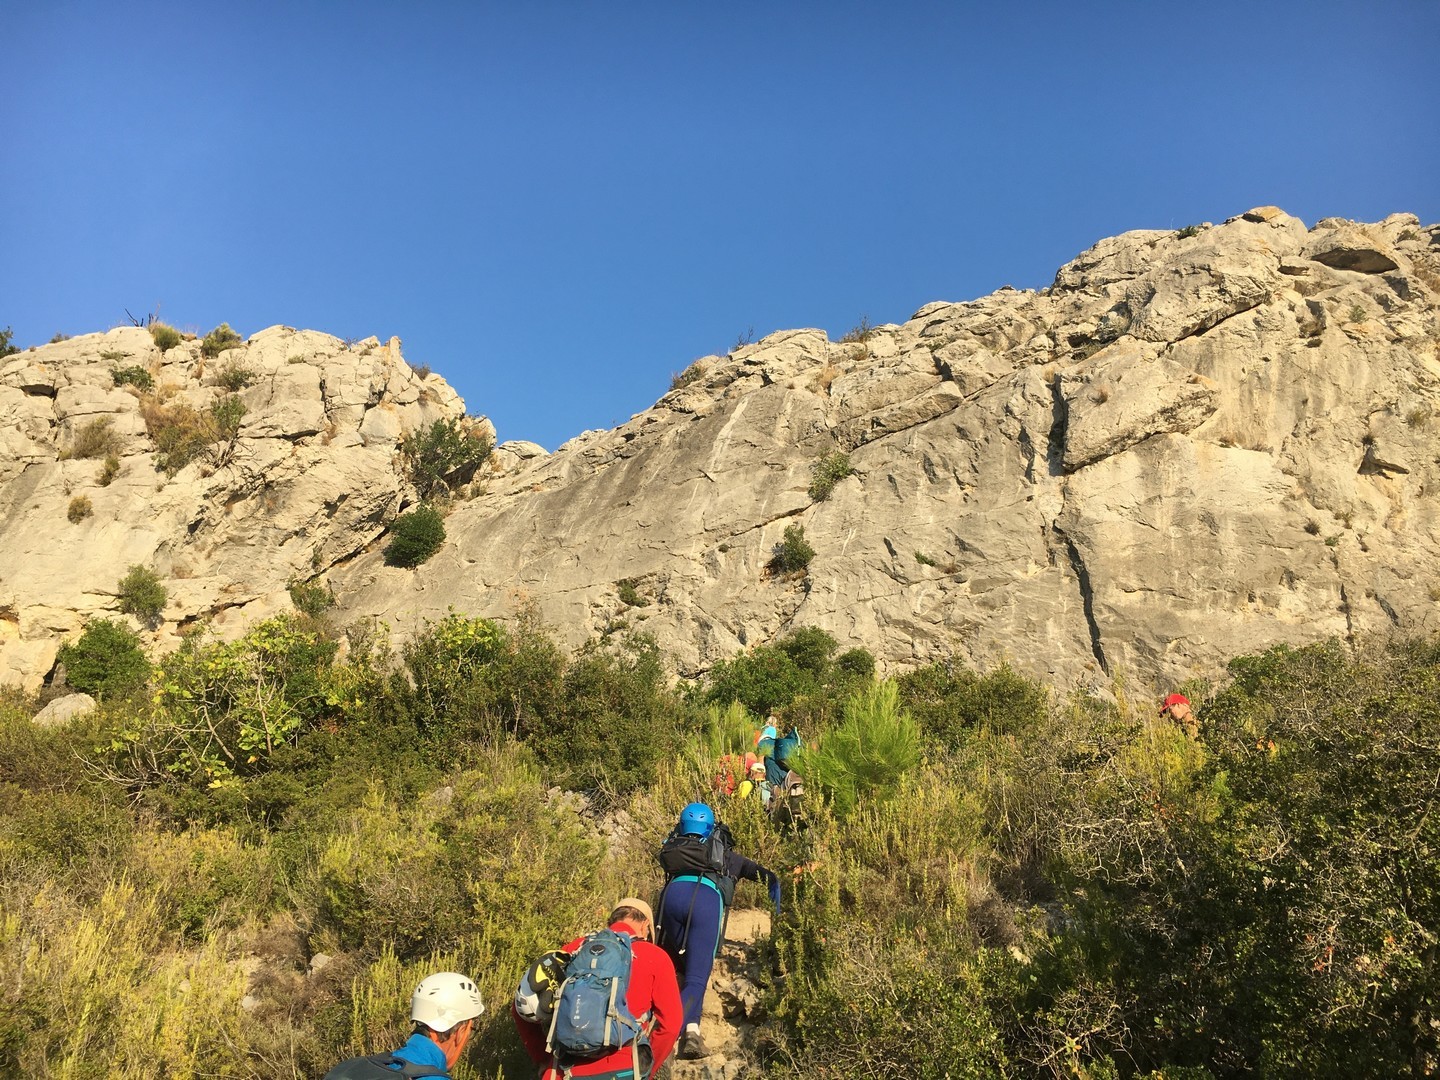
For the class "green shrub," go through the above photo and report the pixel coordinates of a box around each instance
[1176,224,1204,239]
[0,325,17,357]
[769,523,815,575]
[215,360,256,390]
[796,681,921,820]
[110,364,154,391]
[56,619,151,701]
[66,495,92,523]
[898,661,1049,747]
[116,565,166,623]
[616,578,649,608]
[149,323,182,351]
[383,505,446,567]
[288,580,334,619]
[807,451,852,502]
[67,416,123,459]
[199,323,243,358]
[211,394,245,441]
[399,418,492,498]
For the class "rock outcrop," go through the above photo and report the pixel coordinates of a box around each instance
[0,327,483,688]
[4,209,1439,694]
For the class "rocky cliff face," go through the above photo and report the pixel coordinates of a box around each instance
[5,209,1439,694]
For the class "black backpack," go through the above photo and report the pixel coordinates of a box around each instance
[321,1052,449,1079]
[656,822,736,950]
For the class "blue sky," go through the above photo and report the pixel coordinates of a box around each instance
[4,2,1437,450]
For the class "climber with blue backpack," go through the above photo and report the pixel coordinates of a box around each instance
[656,802,782,1059]
[513,897,682,1079]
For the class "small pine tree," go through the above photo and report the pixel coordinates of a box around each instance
[798,681,921,819]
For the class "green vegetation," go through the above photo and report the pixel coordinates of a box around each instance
[199,323,243,358]
[138,391,245,475]
[288,579,335,618]
[807,451,852,502]
[383,504,446,567]
[616,578,649,608]
[669,359,707,391]
[1,616,1435,1077]
[399,417,493,498]
[769,523,815,575]
[1176,223,1204,238]
[110,364,155,391]
[66,495,92,523]
[56,619,151,701]
[215,360,256,390]
[149,322,182,351]
[0,325,18,357]
[116,564,166,623]
[98,453,121,486]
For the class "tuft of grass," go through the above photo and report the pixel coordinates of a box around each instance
[669,360,708,391]
[808,451,853,502]
[98,454,122,486]
[99,349,130,362]
[1176,224,1203,239]
[840,315,873,344]
[1304,520,1321,535]
[1346,304,1367,324]
[66,416,123,460]
[408,361,432,379]
[915,551,937,567]
[1405,405,1432,428]
[200,323,243,358]
[67,495,93,523]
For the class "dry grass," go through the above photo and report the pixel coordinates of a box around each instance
[65,416,123,460]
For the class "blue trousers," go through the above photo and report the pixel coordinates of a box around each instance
[658,879,723,1029]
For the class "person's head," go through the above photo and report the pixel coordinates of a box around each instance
[411,972,484,1067]
[1161,693,1197,732]
[610,897,655,942]
[748,761,766,779]
[678,801,716,840]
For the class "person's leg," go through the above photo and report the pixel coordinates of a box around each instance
[674,887,722,1029]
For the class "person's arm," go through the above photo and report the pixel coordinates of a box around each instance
[725,852,783,913]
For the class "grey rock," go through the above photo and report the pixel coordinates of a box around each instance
[32,692,97,728]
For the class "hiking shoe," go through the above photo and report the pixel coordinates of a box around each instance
[680,1029,712,1059]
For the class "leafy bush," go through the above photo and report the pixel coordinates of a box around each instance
[116,565,166,623]
[67,416,123,459]
[898,660,1049,747]
[210,394,246,443]
[383,505,446,567]
[56,619,151,701]
[616,578,649,607]
[0,325,17,357]
[149,322,182,351]
[398,418,492,498]
[110,364,154,391]
[288,579,334,619]
[66,495,92,523]
[1176,224,1204,239]
[702,626,873,721]
[216,360,256,390]
[769,523,815,575]
[807,451,852,502]
[199,323,243,358]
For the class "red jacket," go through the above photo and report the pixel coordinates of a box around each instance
[514,922,682,1078]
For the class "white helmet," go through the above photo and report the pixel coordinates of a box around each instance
[411,972,484,1033]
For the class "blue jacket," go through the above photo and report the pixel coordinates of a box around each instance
[391,1032,449,1074]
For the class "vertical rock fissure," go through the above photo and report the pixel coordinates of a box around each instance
[1045,372,1069,476]
[1054,524,1108,674]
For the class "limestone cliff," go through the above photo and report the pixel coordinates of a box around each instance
[4,208,1439,694]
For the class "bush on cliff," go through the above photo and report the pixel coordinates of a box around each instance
[56,619,151,701]
[383,504,446,567]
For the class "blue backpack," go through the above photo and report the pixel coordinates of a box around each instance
[546,929,649,1063]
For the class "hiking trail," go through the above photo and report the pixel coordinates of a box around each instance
[667,907,770,1080]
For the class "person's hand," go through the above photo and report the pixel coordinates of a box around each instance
[766,870,782,915]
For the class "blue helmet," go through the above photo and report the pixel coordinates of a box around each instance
[677,802,716,838]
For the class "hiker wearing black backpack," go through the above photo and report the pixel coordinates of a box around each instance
[322,972,483,1079]
[513,897,683,1079]
[656,802,781,1059]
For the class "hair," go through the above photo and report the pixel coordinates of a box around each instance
[610,905,652,939]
